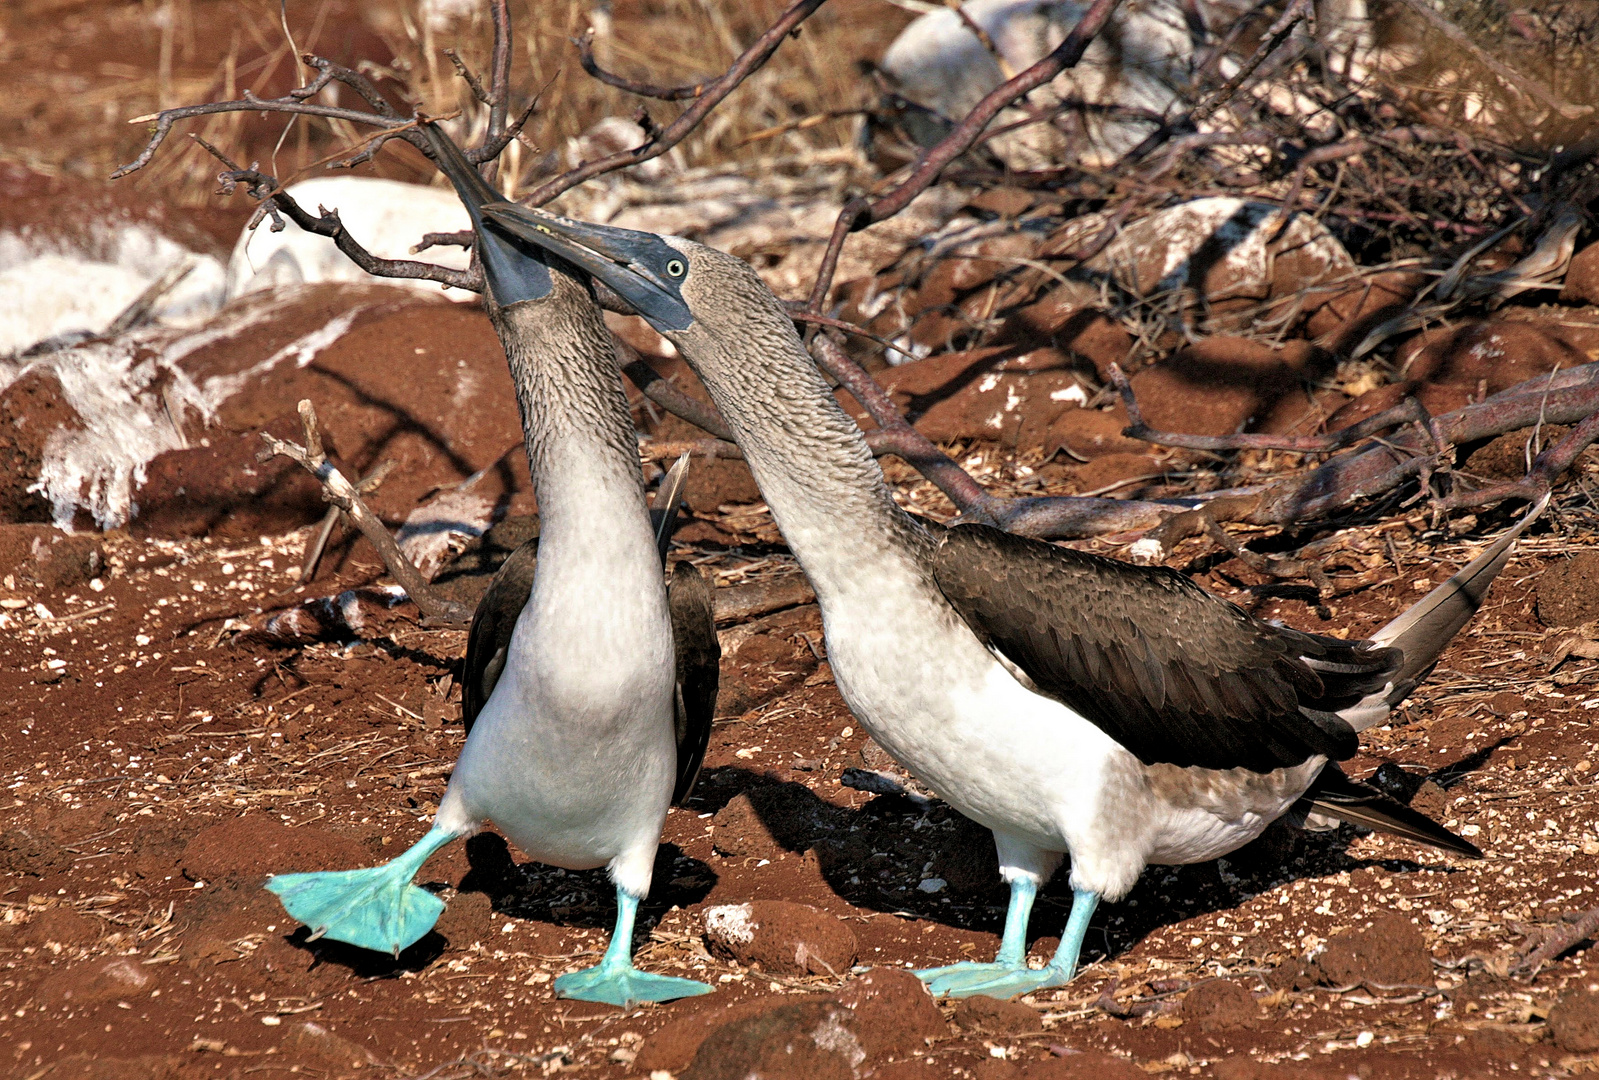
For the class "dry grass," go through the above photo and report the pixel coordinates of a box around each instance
[0,0,913,206]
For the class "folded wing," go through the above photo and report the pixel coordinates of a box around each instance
[930,523,1400,772]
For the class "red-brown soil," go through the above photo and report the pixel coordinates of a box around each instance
[6,456,1599,1078]
[6,2,1599,1078]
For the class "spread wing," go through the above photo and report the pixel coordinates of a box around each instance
[461,540,539,734]
[668,561,719,804]
[930,523,1400,773]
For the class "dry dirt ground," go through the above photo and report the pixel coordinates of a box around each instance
[8,1,1599,1079]
[7,471,1599,1080]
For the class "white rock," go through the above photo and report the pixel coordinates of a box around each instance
[880,0,1193,169]
[0,288,375,529]
[225,176,474,302]
[0,224,226,358]
[703,903,757,946]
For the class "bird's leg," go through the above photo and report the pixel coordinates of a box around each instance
[1041,888,1100,982]
[921,887,1100,1000]
[265,824,458,957]
[916,876,1039,995]
[552,888,713,1008]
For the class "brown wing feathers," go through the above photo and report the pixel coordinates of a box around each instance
[931,523,1400,773]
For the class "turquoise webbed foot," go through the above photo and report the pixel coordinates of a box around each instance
[918,884,1100,1000]
[264,825,456,957]
[554,888,713,1008]
[915,961,1031,997]
[554,963,713,1008]
[916,960,1071,999]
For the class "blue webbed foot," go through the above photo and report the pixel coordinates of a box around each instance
[553,886,714,1008]
[264,826,455,957]
[918,961,1072,999]
[919,885,1101,1000]
[915,961,1026,997]
[554,962,713,1008]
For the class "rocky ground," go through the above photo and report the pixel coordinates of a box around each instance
[8,429,1599,1079]
[7,0,1599,1077]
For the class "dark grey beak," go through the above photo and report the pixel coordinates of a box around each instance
[478,204,695,332]
[418,122,553,307]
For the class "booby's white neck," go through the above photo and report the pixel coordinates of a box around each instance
[669,319,930,601]
[492,282,660,596]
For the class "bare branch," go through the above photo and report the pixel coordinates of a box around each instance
[260,401,474,624]
[299,461,396,584]
[486,0,513,145]
[445,48,493,107]
[210,157,480,292]
[521,0,830,208]
[413,230,476,253]
[1246,366,1599,525]
[575,26,717,100]
[1439,403,1599,511]
[1191,0,1312,124]
[115,69,413,179]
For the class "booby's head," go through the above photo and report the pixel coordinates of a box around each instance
[418,122,555,307]
[477,205,779,338]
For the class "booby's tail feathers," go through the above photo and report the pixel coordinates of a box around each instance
[651,452,692,562]
[264,826,456,957]
[1367,493,1549,710]
[1290,765,1481,858]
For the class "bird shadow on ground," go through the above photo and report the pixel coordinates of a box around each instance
[276,838,717,978]
[453,834,717,935]
[285,926,448,978]
[697,757,1484,968]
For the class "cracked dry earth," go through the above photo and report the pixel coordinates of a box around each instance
[5,491,1599,1080]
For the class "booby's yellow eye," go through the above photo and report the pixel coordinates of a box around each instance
[665,259,686,278]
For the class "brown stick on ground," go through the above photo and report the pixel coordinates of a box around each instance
[260,400,474,625]
[299,461,397,584]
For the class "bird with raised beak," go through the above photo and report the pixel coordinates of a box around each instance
[263,124,717,1009]
[467,198,1546,1000]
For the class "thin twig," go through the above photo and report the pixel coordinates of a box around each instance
[803,0,1126,313]
[519,0,830,208]
[260,401,473,624]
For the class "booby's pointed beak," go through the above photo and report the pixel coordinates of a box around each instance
[478,204,695,332]
[418,122,553,307]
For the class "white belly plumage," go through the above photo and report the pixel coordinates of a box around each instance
[820,582,1322,901]
[435,568,678,897]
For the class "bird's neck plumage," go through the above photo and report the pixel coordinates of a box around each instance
[671,311,930,596]
[490,280,655,571]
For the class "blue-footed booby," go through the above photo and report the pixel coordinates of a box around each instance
[472,201,1540,1000]
[263,127,716,1008]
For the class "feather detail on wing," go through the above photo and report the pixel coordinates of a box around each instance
[462,541,540,735]
[929,523,1400,772]
[667,561,718,804]
[1289,764,1481,858]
